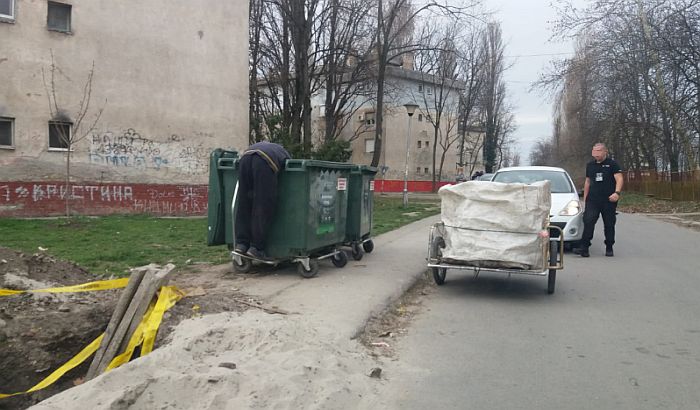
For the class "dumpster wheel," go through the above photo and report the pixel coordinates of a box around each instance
[351,243,364,261]
[297,259,320,278]
[331,251,348,268]
[362,239,374,253]
[233,256,252,273]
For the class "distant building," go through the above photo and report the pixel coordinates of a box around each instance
[315,64,484,191]
[0,0,248,216]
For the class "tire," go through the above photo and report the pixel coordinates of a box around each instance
[233,257,252,273]
[431,236,447,285]
[297,259,320,278]
[432,267,447,286]
[351,243,364,261]
[331,251,348,268]
[548,241,557,294]
[362,240,374,253]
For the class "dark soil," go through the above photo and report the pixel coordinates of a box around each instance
[357,273,436,358]
[0,248,253,410]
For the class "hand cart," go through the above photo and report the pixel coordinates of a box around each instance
[426,223,564,294]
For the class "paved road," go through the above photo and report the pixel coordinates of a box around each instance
[376,214,700,409]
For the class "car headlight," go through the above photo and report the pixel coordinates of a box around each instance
[559,200,582,216]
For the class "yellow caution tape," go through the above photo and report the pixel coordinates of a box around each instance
[141,286,184,355]
[0,285,182,399]
[0,278,130,297]
[0,334,105,399]
[105,286,183,369]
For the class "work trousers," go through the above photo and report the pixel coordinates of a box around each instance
[235,153,278,250]
[580,199,617,248]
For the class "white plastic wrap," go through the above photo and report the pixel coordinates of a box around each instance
[437,180,551,270]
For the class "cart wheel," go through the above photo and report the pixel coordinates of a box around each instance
[431,236,447,285]
[362,240,374,253]
[432,267,447,286]
[331,251,348,268]
[547,241,557,294]
[233,257,252,274]
[297,259,320,278]
[351,243,364,261]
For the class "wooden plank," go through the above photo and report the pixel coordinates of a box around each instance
[86,267,147,380]
[90,264,175,376]
[115,264,176,356]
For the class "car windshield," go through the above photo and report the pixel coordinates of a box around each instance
[491,170,574,193]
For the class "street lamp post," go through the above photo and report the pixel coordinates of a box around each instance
[403,103,418,208]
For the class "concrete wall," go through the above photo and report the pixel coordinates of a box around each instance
[0,0,248,215]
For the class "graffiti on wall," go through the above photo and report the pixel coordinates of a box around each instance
[88,129,213,175]
[0,182,207,217]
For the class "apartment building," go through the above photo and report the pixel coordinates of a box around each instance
[0,0,248,216]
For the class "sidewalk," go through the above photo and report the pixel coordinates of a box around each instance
[235,213,441,339]
[31,215,441,410]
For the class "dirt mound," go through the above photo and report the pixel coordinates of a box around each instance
[0,247,259,409]
[0,247,120,409]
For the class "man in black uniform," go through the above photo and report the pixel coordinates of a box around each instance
[234,141,291,260]
[578,143,624,257]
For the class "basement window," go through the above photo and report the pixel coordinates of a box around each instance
[48,121,72,150]
[0,117,14,148]
[47,1,71,33]
[0,0,15,21]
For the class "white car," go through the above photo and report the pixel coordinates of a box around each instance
[490,166,583,248]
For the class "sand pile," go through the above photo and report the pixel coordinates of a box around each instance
[30,310,384,409]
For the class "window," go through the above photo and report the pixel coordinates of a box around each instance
[417,141,422,148]
[418,114,423,122]
[416,167,421,174]
[364,138,375,153]
[0,0,15,20]
[0,117,14,148]
[364,112,375,126]
[425,141,429,148]
[424,167,429,174]
[418,84,423,92]
[48,121,72,150]
[47,1,71,33]
[427,86,433,95]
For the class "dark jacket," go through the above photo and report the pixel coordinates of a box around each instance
[244,142,291,173]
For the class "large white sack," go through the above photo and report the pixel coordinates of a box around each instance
[437,180,551,270]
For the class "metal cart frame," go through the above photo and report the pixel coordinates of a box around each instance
[426,222,564,294]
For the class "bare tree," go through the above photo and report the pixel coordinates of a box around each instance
[42,51,105,217]
[479,21,512,173]
[540,0,700,174]
[369,0,480,168]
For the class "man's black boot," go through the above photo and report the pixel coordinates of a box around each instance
[605,245,614,257]
[579,247,590,257]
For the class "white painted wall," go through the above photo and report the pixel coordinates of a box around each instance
[0,0,248,184]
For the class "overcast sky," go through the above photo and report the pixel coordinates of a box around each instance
[485,0,582,164]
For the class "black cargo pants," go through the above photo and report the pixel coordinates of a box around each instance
[235,153,278,251]
[580,199,617,248]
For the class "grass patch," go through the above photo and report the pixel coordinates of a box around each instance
[617,192,700,213]
[0,195,440,276]
[373,195,440,235]
[0,216,229,277]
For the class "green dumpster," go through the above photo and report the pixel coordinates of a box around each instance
[345,165,377,260]
[207,150,355,277]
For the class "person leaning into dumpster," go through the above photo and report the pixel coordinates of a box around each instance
[234,141,291,260]
[578,142,624,258]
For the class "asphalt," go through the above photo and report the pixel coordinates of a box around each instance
[234,213,441,340]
